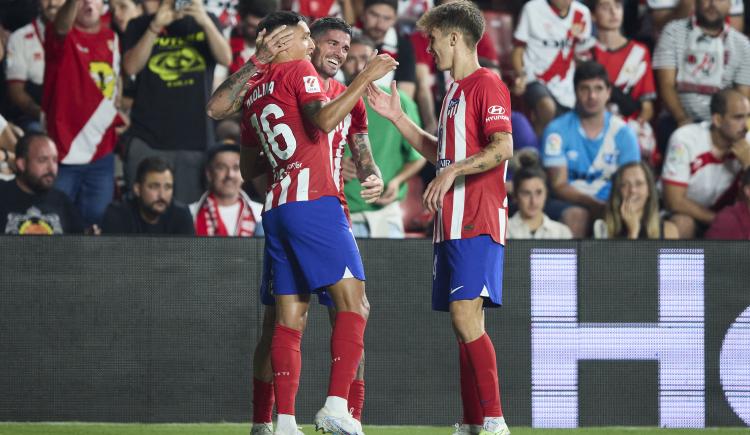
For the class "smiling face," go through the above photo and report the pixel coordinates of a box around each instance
[618,164,649,212]
[427,27,454,72]
[311,29,351,79]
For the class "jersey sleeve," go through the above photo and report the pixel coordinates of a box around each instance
[291,61,328,107]
[574,7,595,54]
[541,124,568,168]
[615,125,641,165]
[5,30,29,81]
[477,75,512,140]
[660,131,692,185]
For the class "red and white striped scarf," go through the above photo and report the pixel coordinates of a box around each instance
[194,191,256,237]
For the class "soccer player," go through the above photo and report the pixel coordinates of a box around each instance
[208,11,396,435]
[366,1,513,434]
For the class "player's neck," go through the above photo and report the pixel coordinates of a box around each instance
[596,30,628,50]
[450,51,480,81]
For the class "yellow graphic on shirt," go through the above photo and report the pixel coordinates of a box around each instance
[89,61,117,99]
[148,46,207,86]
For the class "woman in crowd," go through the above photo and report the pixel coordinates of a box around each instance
[507,152,572,239]
[594,161,678,239]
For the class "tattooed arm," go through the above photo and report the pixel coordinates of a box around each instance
[422,131,513,213]
[206,26,295,120]
[349,133,381,181]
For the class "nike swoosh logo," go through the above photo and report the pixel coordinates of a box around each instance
[450,285,464,294]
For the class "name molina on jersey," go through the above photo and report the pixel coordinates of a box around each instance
[246,81,275,108]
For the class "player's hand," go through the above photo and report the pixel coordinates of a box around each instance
[731,137,750,168]
[374,179,399,205]
[361,50,399,82]
[182,0,211,28]
[512,74,526,96]
[341,156,357,182]
[360,174,384,203]
[366,81,404,124]
[255,26,295,64]
[620,196,641,238]
[153,0,182,30]
[423,166,458,213]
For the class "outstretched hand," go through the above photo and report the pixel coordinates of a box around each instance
[366,81,403,123]
[360,50,399,83]
[360,174,384,203]
[255,25,295,64]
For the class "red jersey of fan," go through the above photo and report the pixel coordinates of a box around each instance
[434,68,512,245]
[291,0,341,20]
[325,79,368,212]
[42,25,121,164]
[592,40,656,120]
[243,59,339,210]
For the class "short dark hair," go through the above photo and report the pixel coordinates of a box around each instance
[258,11,307,35]
[573,61,610,89]
[206,144,241,166]
[14,133,52,161]
[310,17,352,40]
[351,34,376,49]
[364,0,398,12]
[135,157,172,184]
[417,0,485,47]
[710,88,746,116]
[588,0,622,10]
[237,0,279,18]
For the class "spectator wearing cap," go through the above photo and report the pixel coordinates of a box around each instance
[189,144,262,237]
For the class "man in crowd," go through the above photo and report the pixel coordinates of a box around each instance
[367,2,513,433]
[122,0,231,204]
[43,0,123,227]
[541,61,640,238]
[705,169,750,239]
[0,133,84,235]
[653,0,750,148]
[227,0,277,75]
[341,34,425,238]
[189,144,262,237]
[512,0,594,135]
[662,89,750,238]
[5,0,64,132]
[102,156,194,234]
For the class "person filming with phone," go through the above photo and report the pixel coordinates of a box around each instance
[121,0,231,205]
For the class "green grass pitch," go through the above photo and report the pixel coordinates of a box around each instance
[0,424,748,435]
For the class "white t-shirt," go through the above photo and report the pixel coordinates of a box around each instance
[648,0,743,15]
[217,202,241,235]
[513,0,594,108]
[662,122,744,208]
[507,212,573,239]
[5,18,46,85]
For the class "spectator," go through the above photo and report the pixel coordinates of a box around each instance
[591,0,657,161]
[121,0,232,204]
[102,156,194,234]
[705,169,750,239]
[542,61,640,238]
[0,133,84,235]
[42,0,123,227]
[593,161,679,239]
[5,0,64,133]
[189,144,261,236]
[228,0,277,75]
[662,89,750,238]
[0,114,18,180]
[341,34,425,238]
[649,0,744,34]
[653,0,750,145]
[507,152,572,239]
[512,0,594,135]
[110,0,143,35]
[291,0,356,23]
[357,0,417,99]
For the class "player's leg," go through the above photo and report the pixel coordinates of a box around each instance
[327,300,366,425]
[251,305,276,435]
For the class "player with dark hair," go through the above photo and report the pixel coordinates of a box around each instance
[367,1,513,434]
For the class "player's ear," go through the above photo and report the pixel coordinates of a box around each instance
[450,31,458,47]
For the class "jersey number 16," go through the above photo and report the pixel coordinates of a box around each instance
[250,103,297,169]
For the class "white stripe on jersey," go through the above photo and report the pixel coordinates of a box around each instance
[328,129,335,188]
[450,91,467,240]
[435,83,460,243]
[499,208,507,245]
[265,190,274,210]
[297,168,310,201]
[279,175,292,205]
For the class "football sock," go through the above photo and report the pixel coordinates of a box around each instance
[270,324,302,416]
[465,333,503,417]
[459,341,484,425]
[252,377,274,423]
[348,379,365,421]
[327,312,367,400]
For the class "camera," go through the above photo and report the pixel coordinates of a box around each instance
[174,0,192,10]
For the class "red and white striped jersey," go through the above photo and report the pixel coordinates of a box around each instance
[434,68,513,245]
[325,79,368,214]
[243,60,339,211]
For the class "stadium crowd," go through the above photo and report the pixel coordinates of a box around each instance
[0,0,749,239]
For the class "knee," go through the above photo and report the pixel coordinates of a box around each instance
[450,309,483,343]
[276,310,308,332]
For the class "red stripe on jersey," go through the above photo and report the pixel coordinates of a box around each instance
[690,151,734,175]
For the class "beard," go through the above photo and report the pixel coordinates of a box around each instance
[20,172,55,193]
[696,9,725,31]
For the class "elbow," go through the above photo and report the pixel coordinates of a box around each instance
[205,102,224,120]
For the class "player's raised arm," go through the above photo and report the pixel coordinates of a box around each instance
[422,131,513,213]
[367,81,438,164]
[302,51,398,133]
[206,26,295,120]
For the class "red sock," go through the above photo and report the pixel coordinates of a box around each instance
[465,333,503,417]
[459,341,484,425]
[348,379,365,421]
[252,377,274,423]
[270,324,302,415]
[327,312,366,399]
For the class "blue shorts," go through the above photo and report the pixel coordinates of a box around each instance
[261,196,365,300]
[260,245,334,307]
[432,235,504,312]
